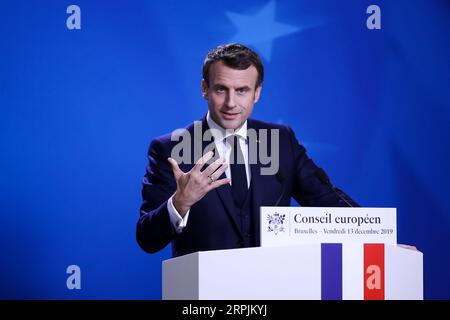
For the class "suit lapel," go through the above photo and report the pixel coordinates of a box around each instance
[215,176,243,238]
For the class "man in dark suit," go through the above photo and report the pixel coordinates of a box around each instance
[136,43,358,257]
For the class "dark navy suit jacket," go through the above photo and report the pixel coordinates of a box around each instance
[136,116,358,257]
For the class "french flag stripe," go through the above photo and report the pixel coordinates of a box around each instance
[342,243,364,299]
[364,243,385,300]
[321,243,343,300]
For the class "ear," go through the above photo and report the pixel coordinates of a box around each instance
[254,85,262,103]
[201,79,208,100]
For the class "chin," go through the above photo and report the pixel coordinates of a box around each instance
[221,120,241,130]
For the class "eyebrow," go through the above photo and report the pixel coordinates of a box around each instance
[212,84,251,91]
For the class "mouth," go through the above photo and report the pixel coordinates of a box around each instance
[220,111,241,120]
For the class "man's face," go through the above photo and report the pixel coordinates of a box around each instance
[202,60,262,130]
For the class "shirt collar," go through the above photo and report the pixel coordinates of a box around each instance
[206,111,248,142]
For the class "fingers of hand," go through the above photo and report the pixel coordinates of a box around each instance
[398,244,418,251]
[193,151,214,173]
[202,156,225,177]
[207,163,229,185]
[167,157,182,178]
[210,177,231,189]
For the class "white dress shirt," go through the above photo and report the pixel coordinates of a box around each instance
[167,111,251,233]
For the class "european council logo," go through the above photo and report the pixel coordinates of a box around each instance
[267,212,286,235]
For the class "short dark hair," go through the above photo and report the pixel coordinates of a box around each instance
[202,43,264,88]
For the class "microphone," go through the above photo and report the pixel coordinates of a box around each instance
[315,168,354,207]
[274,168,286,206]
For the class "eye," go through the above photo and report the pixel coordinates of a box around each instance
[237,88,249,95]
[215,86,225,93]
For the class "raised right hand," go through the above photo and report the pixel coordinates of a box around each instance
[167,151,230,216]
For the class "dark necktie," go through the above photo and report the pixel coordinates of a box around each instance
[227,135,248,208]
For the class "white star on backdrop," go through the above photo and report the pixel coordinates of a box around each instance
[225,0,301,61]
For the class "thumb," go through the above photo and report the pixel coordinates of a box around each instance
[167,157,182,179]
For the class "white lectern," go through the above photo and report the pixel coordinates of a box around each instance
[162,244,423,300]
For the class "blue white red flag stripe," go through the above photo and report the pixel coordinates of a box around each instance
[364,243,385,300]
[321,243,343,300]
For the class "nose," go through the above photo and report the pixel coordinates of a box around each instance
[225,91,237,109]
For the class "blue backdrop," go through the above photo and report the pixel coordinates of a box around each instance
[1,0,449,299]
